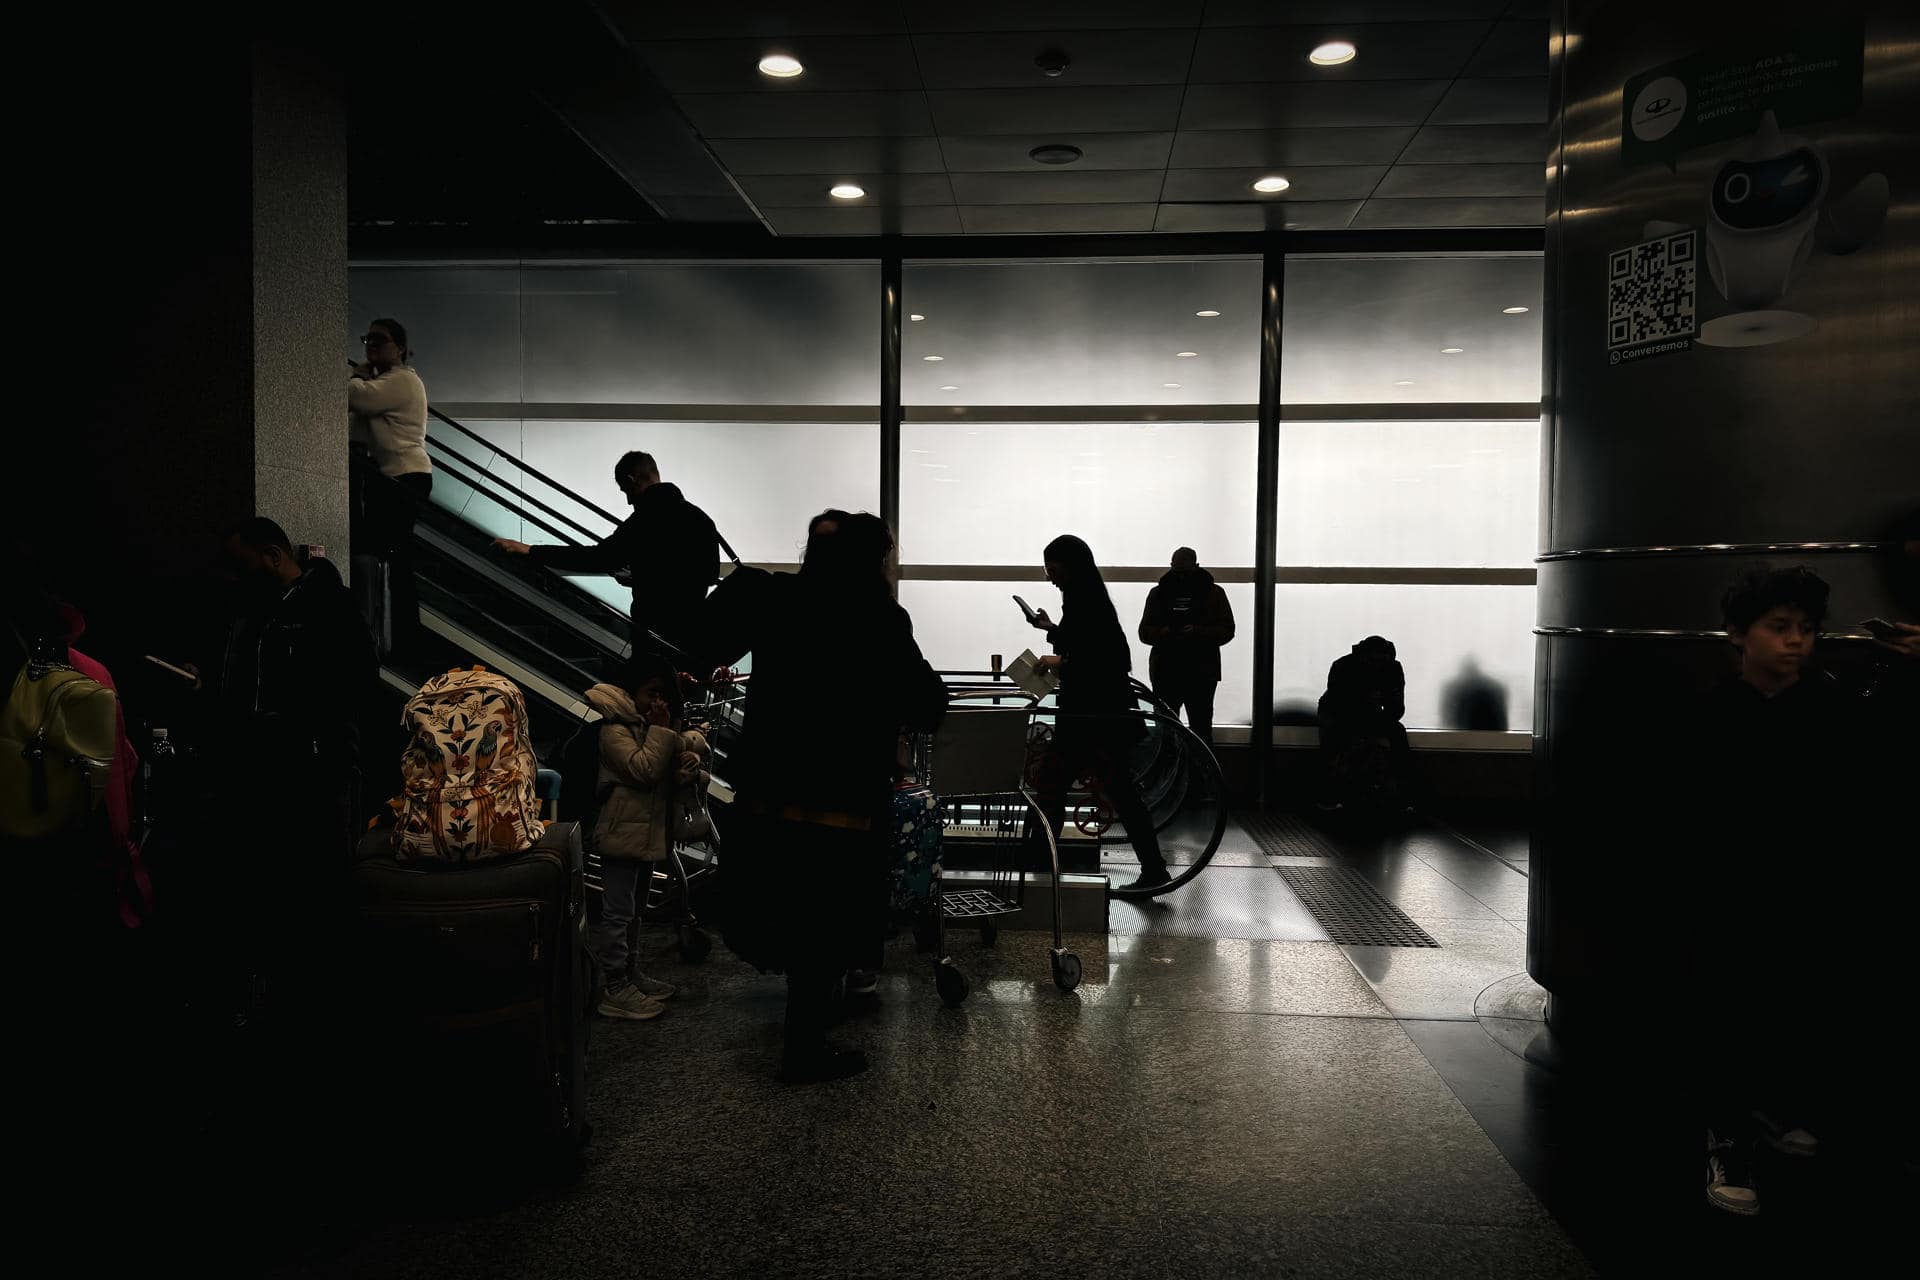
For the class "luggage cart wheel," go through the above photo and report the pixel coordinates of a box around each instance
[678,925,712,963]
[1051,950,1082,992]
[979,922,999,948]
[935,958,970,1007]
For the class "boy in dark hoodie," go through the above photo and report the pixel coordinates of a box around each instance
[1137,547,1236,748]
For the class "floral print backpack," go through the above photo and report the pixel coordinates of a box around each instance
[392,666,544,862]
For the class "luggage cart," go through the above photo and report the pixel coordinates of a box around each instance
[924,698,1083,1005]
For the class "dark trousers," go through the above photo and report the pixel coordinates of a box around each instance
[1153,674,1218,749]
[1025,719,1166,873]
[367,472,430,656]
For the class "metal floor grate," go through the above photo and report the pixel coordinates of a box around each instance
[1235,810,1339,860]
[1275,866,1440,947]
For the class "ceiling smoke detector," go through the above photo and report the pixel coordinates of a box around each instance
[1029,144,1084,166]
[1034,49,1071,78]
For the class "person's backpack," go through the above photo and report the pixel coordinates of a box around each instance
[391,666,544,862]
[0,644,117,839]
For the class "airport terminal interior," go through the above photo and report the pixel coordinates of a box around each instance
[17,2,1917,1276]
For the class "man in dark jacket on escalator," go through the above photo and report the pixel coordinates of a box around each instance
[493,450,720,658]
[1138,547,1235,749]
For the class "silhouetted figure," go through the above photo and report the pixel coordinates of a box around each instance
[1440,655,1510,731]
[1691,566,1860,1215]
[1316,635,1413,814]
[695,511,945,1083]
[1024,534,1170,892]
[348,318,430,655]
[1138,546,1235,749]
[495,450,720,658]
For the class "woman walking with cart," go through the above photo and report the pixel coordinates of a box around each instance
[697,511,947,1083]
[1024,534,1171,892]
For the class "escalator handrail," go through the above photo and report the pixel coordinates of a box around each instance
[426,436,604,546]
[427,407,626,531]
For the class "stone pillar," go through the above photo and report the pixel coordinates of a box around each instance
[1530,1,1918,1040]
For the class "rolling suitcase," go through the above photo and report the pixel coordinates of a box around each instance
[889,781,942,918]
[349,820,592,1158]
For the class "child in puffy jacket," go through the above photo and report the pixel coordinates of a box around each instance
[585,655,709,1021]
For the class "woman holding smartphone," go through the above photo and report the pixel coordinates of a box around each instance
[1024,534,1170,892]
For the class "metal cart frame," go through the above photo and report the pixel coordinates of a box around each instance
[921,696,1082,1005]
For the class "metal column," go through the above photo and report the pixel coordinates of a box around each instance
[879,254,902,536]
[1251,243,1283,807]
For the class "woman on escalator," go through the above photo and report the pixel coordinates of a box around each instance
[1024,534,1170,893]
[349,317,430,657]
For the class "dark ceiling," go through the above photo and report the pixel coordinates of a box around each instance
[348,1,1548,243]
[606,0,1548,236]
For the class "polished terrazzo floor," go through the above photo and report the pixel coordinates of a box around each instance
[268,812,1605,1279]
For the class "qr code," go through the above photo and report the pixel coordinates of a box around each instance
[1607,230,1697,350]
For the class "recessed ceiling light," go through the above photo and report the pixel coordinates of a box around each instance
[1175,350,1198,358]
[1440,347,1465,354]
[829,183,866,200]
[909,313,925,322]
[922,355,944,361]
[1309,41,1357,66]
[1195,309,1220,317]
[1393,379,1416,386]
[757,54,804,78]
[1162,382,1183,389]
[939,385,959,391]
[1028,143,1084,165]
[1502,306,1531,314]
[1251,175,1291,193]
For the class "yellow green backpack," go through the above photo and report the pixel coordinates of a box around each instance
[1,641,118,839]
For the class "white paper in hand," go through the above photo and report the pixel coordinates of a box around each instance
[1007,649,1058,699]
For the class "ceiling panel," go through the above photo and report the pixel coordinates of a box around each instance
[709,136,948,175]
[1428,77,1548,125]
[912,29,1194,89]
[1465,21,1548,78]
[1169,126,1416,167]
[1204,1,1508,19]
[1154,200,1362,232]
[606,2,908,40]
[928,86,1185,134]
[1350,196,1542,228]
[948,170,1166,205]
[938,132,1175,171]
[761,205,964,235]
[1188,22,1492,83]
[1398,123,1544,164]
[903,2,1206,34]
[635,36,922,94]
[1160,166,1387,202]
[676,91,934,138]
[1179,80,1450,130]
[958,203,1159,233]
[1373,163,1539,198]
[735,173,958,207]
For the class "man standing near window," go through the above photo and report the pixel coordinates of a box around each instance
[494,451,721,659]
[1137,547,1235,750]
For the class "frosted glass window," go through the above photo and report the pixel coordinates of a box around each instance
[1282,255,1543,405]
[1277,421,1540,567]
[899,579,1256,727]
[903,260,1260,407]
[900,422,1256,569]
[351,262,879,406]
[350,266,526,403]
[1272,584,1535,731]
[443,420,879,567]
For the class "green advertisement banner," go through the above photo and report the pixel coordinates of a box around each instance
[1622,23,1863,167]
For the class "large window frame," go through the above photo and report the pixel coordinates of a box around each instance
[354,229,1544,801]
